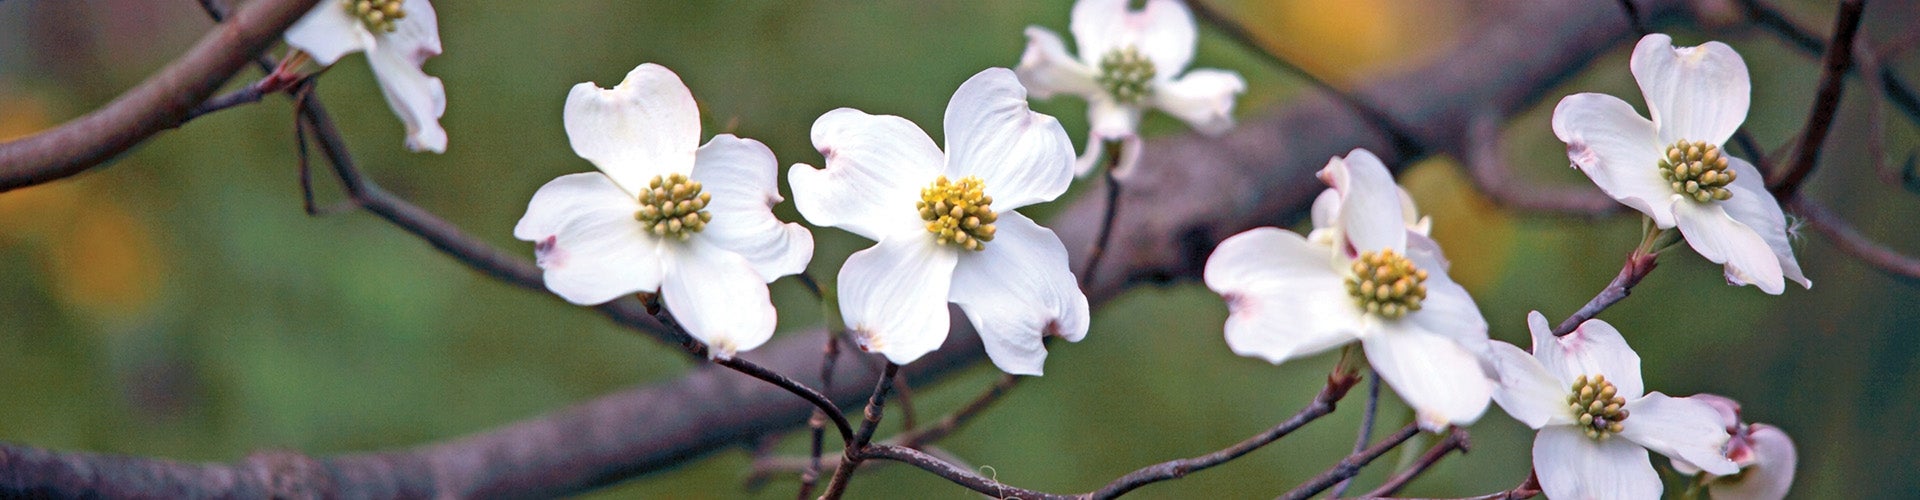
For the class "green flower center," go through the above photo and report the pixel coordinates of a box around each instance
[1344,249,1429,319]
[635,173,712,241]
[1658,140,1736,203]
[1567,374,1631,440]
[344,0,406,33]
[917,176,997,251]
[1096,46,1156,105]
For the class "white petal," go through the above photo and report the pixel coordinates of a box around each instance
[1534,426,1663,500]
[1069,0,1130,65]
[661,238,777,359]
[1720,157,1811,289]
[1087,95,1143,141]
[1319,148,1407,254]
[366,43,447,153]
[1363,326,1494,430]
[1108,134,1145,180]
[283,2,372,66]
[1404,234,1486,350]
[1016,26,1102,99]
[943,68,1076,211]
[1310,189,1339,231]
[1631,34,1751,147]
[1713,425,1796,500]
[1528,311,1644,400]
[1619,393,1741,476]
[377,0,442,66]
[690,134,813,281]
[949,212,1089,376]
[1132,0,1198,76]
[838,235,958,366]
[564,64,701,195]
[1150,68,1244,135]
[514,173,664,305]
[1487,341,1574,429]
[791,108,943,241]
[1673,198,1787,294]
[1203,228,1361,364]
[1552,93,1676,228]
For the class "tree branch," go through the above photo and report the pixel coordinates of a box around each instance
[1790,197,1920,283]
[1767,0,1865,199]
[1277,423,1423,500]
[0,0,322,192]
[1361,427,1472,498]
[1737,0,1920,126]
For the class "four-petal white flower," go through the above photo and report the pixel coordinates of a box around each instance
[1488,311,1741,499]
[1017,0,1246,177]
[1204,148,1493,431]
[285,0,449,153]
[789,68,1089,376]
[1553,33,1809,294]
[515,63,814,359]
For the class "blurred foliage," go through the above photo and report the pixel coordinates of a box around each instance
[1,0,1917,498]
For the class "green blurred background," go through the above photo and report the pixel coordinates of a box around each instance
[2,0,1916,498]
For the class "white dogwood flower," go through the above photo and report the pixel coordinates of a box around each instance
[1671,395,1799,500]
[1552,33,1809,294]
[1204,149,1492,431]
[285,0,448,152]
[515,64,813,359]
[1488,312,1741,499]
[1016,0,1245,177]
[789,68,1088,376]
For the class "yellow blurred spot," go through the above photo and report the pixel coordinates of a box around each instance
[0,91,52,141]
[48,202,166,322]
[1397,158,1513,291]
[1230,0,1464,83]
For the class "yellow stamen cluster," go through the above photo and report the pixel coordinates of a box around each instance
[1568,374,1631,440]
[1344,249,1429,319]
[1096,46,1157,105]
[344,0,406,33]
[1659,140,1737,203]
[635,173,712,241]
[917,176,997,251]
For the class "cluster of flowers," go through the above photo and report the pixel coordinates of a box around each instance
[287,0,1800,497]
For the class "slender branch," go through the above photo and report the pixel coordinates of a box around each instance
[1767,0,1865,199]
[798,333,846,499]
[1553,222,1666,336]
[1737,0,1920,126]
[1277,423,1422,500]
[1401,472,1541,500]
[819,363,902,500]
[1361,427,1472,498]
[859,445,1070,500]
[1790,198,1920,283]
[1330,374,1383,497]
[1086,372,1360,499]
[896,374,1021,449]
[0,0,323,191]
[1081,141,1126,287]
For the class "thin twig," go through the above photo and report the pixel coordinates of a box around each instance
[892,369,919,432]
[1361,427,1472,498]
[1086,371,1361,499]
[897,374,1022,449]
[1330,374,1382,497]
[1278,423,1422,500]
[1080,143,1125,287]
[1767,0,1865,199]
[797,332,845,499]
[649,308,856,444]
[860,444,1070,500]
[1553,221,1666,336]
[819,363,902,500]
[1737,0,1920,126]
[1790,198,1920,283]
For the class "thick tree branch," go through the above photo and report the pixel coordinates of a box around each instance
[0,0,321,191]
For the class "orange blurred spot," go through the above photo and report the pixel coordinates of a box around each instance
[1231,0,1464,83]
[1398,158,1513,291]
[48,204,165,321]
